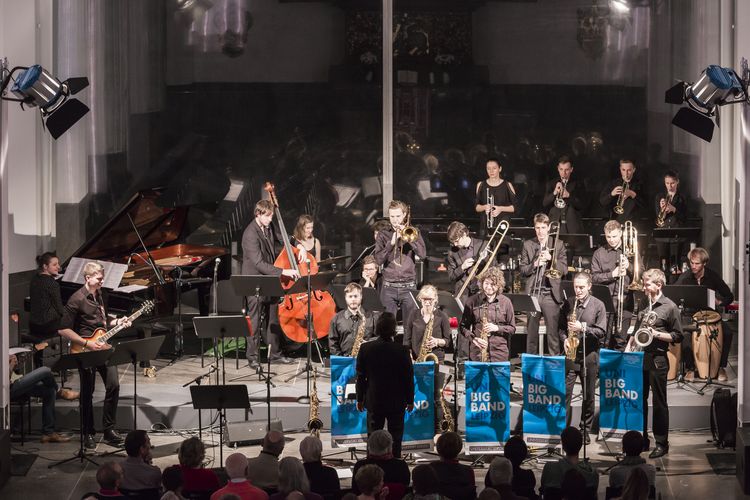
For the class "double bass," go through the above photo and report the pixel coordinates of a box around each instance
[265,182,336,343]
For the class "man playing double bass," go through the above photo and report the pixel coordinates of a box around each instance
[241,199,303,369]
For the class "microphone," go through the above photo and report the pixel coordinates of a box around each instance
[214,257,221,271]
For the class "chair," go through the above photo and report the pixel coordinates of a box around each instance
[10,394,32,446]
[119,488,161,500]
[605,484,656,499]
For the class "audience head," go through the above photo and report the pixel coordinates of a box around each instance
[367,429,393,457]
[560,468,587,499]
[355,464,385,497]
[225,453,249,480]
[622,430,645,457]
[262,430,285,457]
[477,487,501,500]
[488,457,513,487]
[436,431,463,461]
[278,456,310,495]
[503,435,529,467]
[124,429,150,459]
[621,467,650,500]
[162,465,183,493]
[285,493,305,500]
[561,426,583,456]
[178,436,206,468]
[375,312,397,340]
[299,435,323,463]
[341,493,358,500]
[96,461,123,491]
[411,464,439,495]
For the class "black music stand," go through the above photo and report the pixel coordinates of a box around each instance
[48,349,113,469]
[193,315,251,385]
[345,244,376,274]
[651,227,700,242]
[283,271,339,398]
[559,234,594,258]
[331,285,385,312]
[190,385,250,466]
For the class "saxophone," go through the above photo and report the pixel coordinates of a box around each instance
[307,368,323,437]
[417,307,439,363]
[350,310,367,358]
[564,299,580,361]
[438,384,455,433]
[480,303,490,362]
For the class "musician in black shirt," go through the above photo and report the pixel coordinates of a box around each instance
[560,273,607,442]
[446,221,486,303]
[542,156,585,234]
[675,247,735,382]
[29,252,65,368]
[599,159,644,223]
[58,262,131,448]
[475,158,516,239]
[653,171,688,275]
[626,268,683,458]
[328,282,376,356]
[404,284,451,362]
[360,255,382,292]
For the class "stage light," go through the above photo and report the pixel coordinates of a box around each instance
[1,64,89,139]
[665,65,749,142]
[610,0,630,13]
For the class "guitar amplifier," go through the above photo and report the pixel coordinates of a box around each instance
[224,419,283,446]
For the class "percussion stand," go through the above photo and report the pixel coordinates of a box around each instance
[695,315,733,394]
[666,325,702,394]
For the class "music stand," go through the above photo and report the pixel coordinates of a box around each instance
[48,349,113,469]
[345,244,376,274]
[651,227,700,242]
[558,234,594,257]
[331,285,385,313]
[190,385,250,466]
[284,271,339,399]
[508,227,537,240]
[193,315,251,384]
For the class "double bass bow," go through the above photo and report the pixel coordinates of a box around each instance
[264,182,336,343]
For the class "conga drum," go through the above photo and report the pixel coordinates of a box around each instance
[667,341,681,381]
[692,310,723,380]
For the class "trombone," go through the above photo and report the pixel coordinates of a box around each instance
[393,205,419,265]
[531,221,560,297]
[454,220,510,305]
[616,221,642,334]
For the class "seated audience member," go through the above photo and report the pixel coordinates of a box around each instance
[178,437,220,494]
[476,489,500,500]
[540,427,598,495]
[161,465,185,500]
[355,464,387,500]
[609,431,656,489]
[300,436,340,497]
[83,461,126,499]
[211,453,268,500]
[560,469,587,500]
[220,495,242,500]
[269,457,323,500]
[352,430,410,495]
[247,430,285,491]
[404,464,448,500]
[120,430,161,492]
[487,457,527,500]
[619,467,650,500]
[484,436,537,500]
[429,432,476,500]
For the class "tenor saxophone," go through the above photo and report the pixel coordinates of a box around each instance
[307,368,323,436]
[350,310,367,358]
[416,310,439,363]
[564,299,580,361]
[438,386,454,433]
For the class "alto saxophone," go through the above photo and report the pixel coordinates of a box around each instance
[307,368,323,436]
[417,308,439,363]
[480,303,490,362]
[564,299,580,361]
[350,310,367,358]
[438,384,455,433]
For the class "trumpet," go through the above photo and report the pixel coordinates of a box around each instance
[554,178,568,209]
[613,180,629,215]
[655,193,673,228]
[487,188,495,229]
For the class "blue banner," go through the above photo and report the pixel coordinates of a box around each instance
[464,361,511,454]
[330,356,367,448]
[403,362,435,452]
[599,349,644,439]
[521,354,566,447]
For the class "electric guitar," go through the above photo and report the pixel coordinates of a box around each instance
[71,300,155,354]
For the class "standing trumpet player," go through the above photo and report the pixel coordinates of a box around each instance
[561,273,607,443]
[475,158,516,239]
[373,200,426,321]
[460,267,515,362]
[542,156,584,234]
[653,170,687,275]
[625,269,683,459]
[600,159,643,223]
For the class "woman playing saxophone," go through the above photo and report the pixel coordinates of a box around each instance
[404,284,451,362]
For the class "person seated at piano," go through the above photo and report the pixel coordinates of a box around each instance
[460,267,515,362]
[446,221,487,304]
[329,282,376,357]
[653,170,687,277]
[675,247,735,382]
[404,284,451,362]
[542,155,585,235]
[599,158,644,223]
[360,255,382,292]
[291,214,321,262]
[58,262,131,448]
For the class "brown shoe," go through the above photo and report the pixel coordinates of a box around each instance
[41,432,72,443]
[684,370,695,382]
[718,368,728,381]
[57,388,80,400]
[143,367,156,378]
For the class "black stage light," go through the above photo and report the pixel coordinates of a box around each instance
[1,64,89,139]
[665,65,749,142]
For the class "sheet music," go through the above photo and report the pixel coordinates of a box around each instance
[62,257,129,289]
[113,284,149,294]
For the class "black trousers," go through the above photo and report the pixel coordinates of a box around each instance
[609,310,632,351]
[565,351,599,431]
[367,409,406,458]
[379,285,417,324]
[526,290,562,355]
[245,296,282,361]
[643,354,669,447]
[79,364,120,435]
